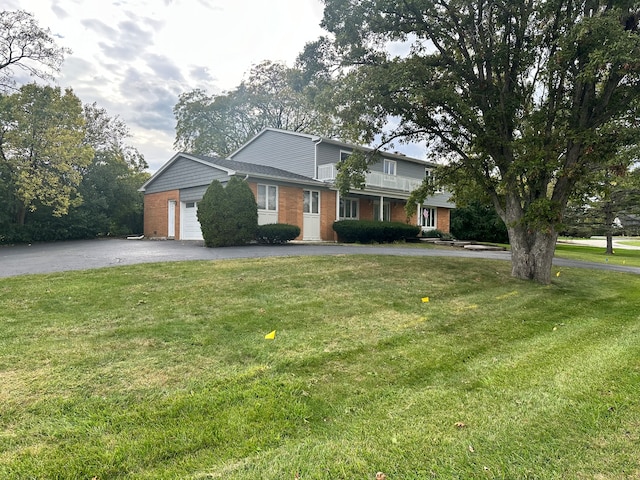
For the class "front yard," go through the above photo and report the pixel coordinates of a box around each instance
[1,255,639,479]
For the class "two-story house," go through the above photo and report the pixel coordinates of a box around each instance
[140,128,454,241]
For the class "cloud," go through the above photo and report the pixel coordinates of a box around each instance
[96,18,155,61]
[146,54,185,83]
[119,66,179,133]
[81,18,117,37]
[50,2,70,19]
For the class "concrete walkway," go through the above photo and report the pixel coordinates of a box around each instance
[1,238,640,278]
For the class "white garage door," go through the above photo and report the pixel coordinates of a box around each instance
[181,201,203,240]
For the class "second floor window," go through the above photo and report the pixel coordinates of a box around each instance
[257,184,277,211]
[383,159,396,175]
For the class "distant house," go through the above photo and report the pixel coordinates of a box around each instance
[139,128,455,241]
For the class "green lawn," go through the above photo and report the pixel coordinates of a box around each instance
[1,256,639,479]
[554,243,640,267]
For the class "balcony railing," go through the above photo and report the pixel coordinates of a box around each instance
[317,163,424,193]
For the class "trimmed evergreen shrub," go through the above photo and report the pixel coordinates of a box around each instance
[198,177,258,247]
[225,176,258,245]
[256,223,301,244]
[332,220,420,243]
[197,180,228,247]
[197,178,257,247]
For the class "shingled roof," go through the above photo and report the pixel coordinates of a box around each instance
[188,154,324,184]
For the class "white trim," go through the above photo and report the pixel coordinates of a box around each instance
[168,200,176,238]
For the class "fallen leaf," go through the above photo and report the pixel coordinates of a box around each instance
[468,445,475,453]
[454,421,467,428]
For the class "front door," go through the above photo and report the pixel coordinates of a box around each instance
[303,190,321,241]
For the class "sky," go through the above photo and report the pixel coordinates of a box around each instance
[7,0,329,172]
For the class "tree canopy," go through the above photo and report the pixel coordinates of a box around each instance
[0,84,93,225]
[0,10,69,91]
[173,60,336,157]
[301,0,640,283]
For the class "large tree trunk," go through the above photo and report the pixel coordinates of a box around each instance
[499,192,559,284]
[508,224,558,284]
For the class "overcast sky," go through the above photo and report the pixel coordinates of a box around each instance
[7,0,328,172]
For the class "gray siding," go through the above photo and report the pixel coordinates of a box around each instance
[318,142,429,181]
[316,142,345,167]
[180,185,214,202]
[231,130,315,178]
[145,157,228,194]
[423,192,455,209]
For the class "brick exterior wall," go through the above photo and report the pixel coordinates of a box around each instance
[278,185,304,238]
[144,190,180,239]
[320,190,337,241]
[437,207,450,233]
[144,184,451,242]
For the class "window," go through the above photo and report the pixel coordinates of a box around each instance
[421,207,436,228]
[425,168,434,185]
[257,184,277,211]
[185,202,196,208]
[340,150,351,162]
[383,159,396,175]
[303,190,319,214]
[339,198,359,219]
[373,200,391,222]
[426,168,443,193]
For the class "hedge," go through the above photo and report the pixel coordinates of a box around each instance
[332,220,421,243]
[256,223,301,244]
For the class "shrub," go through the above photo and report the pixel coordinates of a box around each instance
[450,201,509,243]
[198,180,227,247]
[225,176,258,244]
[197,178,258,247]
[256,223,301,244]
[332,220,420,243]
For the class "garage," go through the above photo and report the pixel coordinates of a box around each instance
[181,201,203,240]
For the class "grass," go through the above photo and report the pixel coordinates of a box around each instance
[1,255,639,479]
[554,243,640,267]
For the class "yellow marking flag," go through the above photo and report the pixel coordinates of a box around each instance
[421,297,430,303]
[556,271,561,277]
[264,330,276,340]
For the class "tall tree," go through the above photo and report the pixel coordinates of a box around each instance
[301,0,640,283]
[71,103,148,236]
[174,60,335,157]
[0,83,93,225]
[0,10,69,91]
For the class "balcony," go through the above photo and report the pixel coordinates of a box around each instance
[317,163,424,193]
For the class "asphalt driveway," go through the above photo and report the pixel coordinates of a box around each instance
[1,238,639,278]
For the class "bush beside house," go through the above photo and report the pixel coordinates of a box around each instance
[333,220,421,243]
[197,178,258,247]
[256,224,301,244]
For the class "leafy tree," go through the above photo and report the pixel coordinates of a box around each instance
[301,0,640,283]
[72,103,149,236]
[0,10,69,91]
[0,83,93,226]
[174,60,335,157]
[450,201,509,244]
[562,163,640,250]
